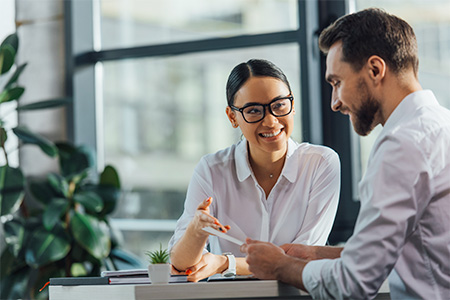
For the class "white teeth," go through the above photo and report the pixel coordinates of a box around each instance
[261,130,281,137]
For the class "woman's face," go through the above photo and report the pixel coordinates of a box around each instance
[226,76,295,158]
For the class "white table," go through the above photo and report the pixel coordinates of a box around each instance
[50,279,390,300]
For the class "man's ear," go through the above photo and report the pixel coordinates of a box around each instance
[367,55,386,84]
[225,106,239,128]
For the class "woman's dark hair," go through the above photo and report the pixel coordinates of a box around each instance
[318,8,419,75]
[226,59,291,106]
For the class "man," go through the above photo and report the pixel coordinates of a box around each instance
[240,8,450,300]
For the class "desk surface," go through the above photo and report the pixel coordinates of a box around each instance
[49,279,390,300]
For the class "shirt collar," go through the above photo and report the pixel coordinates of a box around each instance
[235,138,298,183]
[383,90,438,133]
[235,139,251,182]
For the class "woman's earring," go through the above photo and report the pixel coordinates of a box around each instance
[232,122,238,128]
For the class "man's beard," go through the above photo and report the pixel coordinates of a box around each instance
[352,80,380,136]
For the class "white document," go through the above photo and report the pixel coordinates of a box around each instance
[202,227,245,246]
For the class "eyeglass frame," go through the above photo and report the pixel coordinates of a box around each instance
[229,95,294,123]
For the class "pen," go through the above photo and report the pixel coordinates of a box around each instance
[202,227,245,246]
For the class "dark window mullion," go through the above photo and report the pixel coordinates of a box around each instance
[75,30,301,65]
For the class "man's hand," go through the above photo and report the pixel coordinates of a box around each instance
[240,238,286,280]
[241,238,307,290]
[182,252,228,282]
[281,243,343,261]
[280,243,317,260]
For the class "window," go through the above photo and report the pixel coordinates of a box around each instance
[100,0,298,49]
[67,0,321,261]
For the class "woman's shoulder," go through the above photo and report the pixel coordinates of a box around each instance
[199,140,243,168]
[290,139,339,161]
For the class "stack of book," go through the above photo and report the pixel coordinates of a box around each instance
[101,269,185,284]
[49,269,187,286]
[102,269,188,285]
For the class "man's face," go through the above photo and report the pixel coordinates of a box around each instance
[325,41,381,136]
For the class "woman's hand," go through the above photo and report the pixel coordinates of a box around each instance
[183,252,228,282]
[189,197,230,238]
[170,197,230,272]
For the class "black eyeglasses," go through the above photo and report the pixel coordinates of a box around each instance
[230,95,294,123]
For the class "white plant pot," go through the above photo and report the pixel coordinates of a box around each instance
[148,263,170,284]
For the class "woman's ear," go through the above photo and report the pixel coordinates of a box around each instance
[225,106,239,128]
[292,98,296,115]
[367,55,386,84]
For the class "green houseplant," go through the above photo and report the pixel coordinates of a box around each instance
[0,33,126,299]
[145,244,170,284]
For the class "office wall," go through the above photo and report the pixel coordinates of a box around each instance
[15,0,67,176]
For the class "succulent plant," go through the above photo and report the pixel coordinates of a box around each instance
[145,243,170,264]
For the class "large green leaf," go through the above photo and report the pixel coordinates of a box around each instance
[28,177,60,205]
[43,198,69,231]
[56,142,95,178]
[13,126,58,157]
[24,226,70,268]
[1,247,15,277]
[70,212,110,259]
[100,165,121,188]
[1,33,18,53]
[47,173,70,198]
[0,165,25,216]
[16,98,72,111]
[3,219,25,257]
[21,217,46,257]
[0,44,15,75]
[4,62,26,89]
[0,258,29,300]
[0,86,25,103]
[70,262,88,277]
[82,184,121,216]
[73,191,103,213]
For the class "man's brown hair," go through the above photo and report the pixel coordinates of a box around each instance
[318,8,419,75]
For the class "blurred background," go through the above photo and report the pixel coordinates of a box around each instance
[1,0,449,264]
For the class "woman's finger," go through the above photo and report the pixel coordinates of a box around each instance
[197,211,230,232]
[170,264,186,275]
[196,197,212,211]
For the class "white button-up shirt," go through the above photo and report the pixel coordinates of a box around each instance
[303,90,450,299]
[169,138,340,256]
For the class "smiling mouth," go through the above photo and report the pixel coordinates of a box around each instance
[259,129,282,138]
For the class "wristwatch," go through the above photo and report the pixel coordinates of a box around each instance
[221,252,236,277]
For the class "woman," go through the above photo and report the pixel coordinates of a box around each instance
[168,59,340,281]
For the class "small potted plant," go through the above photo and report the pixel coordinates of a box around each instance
[145,243,170,284]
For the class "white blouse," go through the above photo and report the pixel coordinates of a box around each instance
[168,138,340,257]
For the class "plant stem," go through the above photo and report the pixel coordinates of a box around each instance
[0,130,9,166]
[68,180,76,198]
[65,249,72,277]
[19,198,29,218]
[64,210,73,277]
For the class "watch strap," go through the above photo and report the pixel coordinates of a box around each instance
[221,253,236,277]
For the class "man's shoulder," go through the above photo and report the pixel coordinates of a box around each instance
[373,104,450,173]
[389,104,450,147]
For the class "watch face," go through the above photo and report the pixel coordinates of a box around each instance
[222,271,235,278]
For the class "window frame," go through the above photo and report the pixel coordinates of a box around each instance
[64,0,357,243]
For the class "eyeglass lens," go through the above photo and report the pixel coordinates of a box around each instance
[242,98,292,123]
